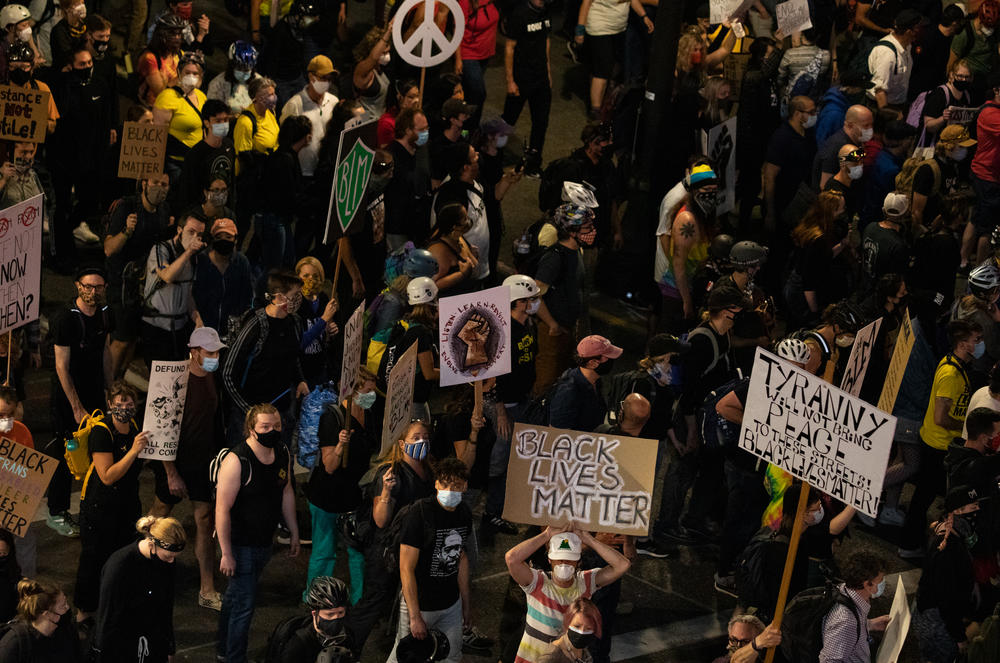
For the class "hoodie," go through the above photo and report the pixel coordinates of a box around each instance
[815,86,851,148]
[944,442,1000,496]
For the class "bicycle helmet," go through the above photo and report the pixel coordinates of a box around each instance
[6,40,32,63]
[407,276,438,305]
[561,181,599,208]
[729,240,769,268]
[829,301,862,334]
[305,576,349,610]
[503,274,539,302]
[553,203,595,231]
[397,628,451,663]
[289,0,321,20]
[178,50,205,70]
[155,13,187,30]
[969,263,1000,297]
[709,234,735,264]
[403,248,439,279]
[0,4,30,30]
[776,338,811,365]
[228,40,259,69]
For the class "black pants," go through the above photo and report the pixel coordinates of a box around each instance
[718,460,770,576]
[75,494,140,612]
[141,320,194,366]
[588,576,621,663]
[346,543,399,657]
[900,441,948,550]
[502,81,552,157]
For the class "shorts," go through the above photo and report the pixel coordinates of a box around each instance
[971,174,1000,237]
[587,32,624,80]
[152,458,214,505]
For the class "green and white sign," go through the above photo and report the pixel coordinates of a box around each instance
[324,118,378,242]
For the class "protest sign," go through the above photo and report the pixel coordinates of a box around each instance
[340,301,366,399]
[710,0,754,24]
[0,84,49,142]
[701,118,737,214]
[948,106,980,126]
[776,0,813,35]
[117,121,168,179]
[875,576,911,663]
[324,118,378,244]
[724,53,751,98]
[0,436,56,537]
[878,311,915,413]
[840,317,882,398]
[381,341,418,454]
[503,423,657,536]
[438,286,511,387]
[392,0,465,68]
[739,347,896,518]
[139,360,190,460]
[0,194,42,336]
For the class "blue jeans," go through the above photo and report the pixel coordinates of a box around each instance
[486,401,527,517]
[461,58,488,127]
[305,503,366,605]
[254,212,295,272]
[217,545,272,663]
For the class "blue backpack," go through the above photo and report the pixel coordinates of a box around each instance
[296,383,339,469]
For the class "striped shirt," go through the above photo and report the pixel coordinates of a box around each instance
[515,568,598,663]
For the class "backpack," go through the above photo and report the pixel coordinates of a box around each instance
[263,614,313,663]
[0,620,32,659]
[209,445,253,495]
[538,156,582,213]
[339,462,389,551]
[780,584,861,663]
[297,385,340,469]
[379,498,434,572]
[512,218,556,276]
[236,110,269,206]
[686,326,725,378]
[968,602,1000,663]
[520,369,575,426]
[701,375,749,449]
[906,84,951,129]
[734,527,789,620]
[64,410,109,481]
[894,156,941,199]
[367,320,417,379]
[782,49,826,118]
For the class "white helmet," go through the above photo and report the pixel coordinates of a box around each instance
[561,181,599,208]
[503,274,539,302]
[406,276,438,305]
[0,4,30,30]
[776,338,811,364]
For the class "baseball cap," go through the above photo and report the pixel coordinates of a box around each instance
[894,8,926,31]
[442,98,477,119]
[548,532,582,560]
[577,335,623,359]
[647,333,691,357]
[211,218,238,237]
[307,55,338,77]
[945,484,987,512]
[883,191,909,217]
[188,326,227,351]
[480,115,514,136]
[939,124,977,147]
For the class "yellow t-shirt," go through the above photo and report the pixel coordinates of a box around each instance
[260,0,293,18]
[233,106,278,157]
[154,88,207,160]
[920,355,971,451]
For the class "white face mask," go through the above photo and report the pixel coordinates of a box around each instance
[649,360,673,386]
[806,504,825,526]
[311,79,330,95]
[0,417,13,433]
[835,334,855,348]
[952,147,969,162]
[848,164,864,180]
[859,127,874,142]
[525,300,540,315]
[552,563,575,581]
[984,26,996,36]
[803,114,817,129]
[378,52,391,66]
[18,26,31,42]
[495,135,509,148]
[181,73,200,91]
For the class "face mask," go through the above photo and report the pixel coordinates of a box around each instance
[0,417,13,433]
[201,357,219,372]
[404,439,429,460]
[973,340,987,359]
[437,489,462,508]
[567,626,596,650]
[300,15,318,28]
[93,39,109,55]
[552,563,575,581]
[255,429,282,448]
[211,122,230,138]
[18,27,31,42]
[690,50,703,66]
[181,73,200,91]
[315,615,346,643]
[806,504,825,526]
[146,185,168,206]
[8,68,30,85]
[285,292,303,315]
[175,4,192,20]
[207,191,227,207]
[954,79,971,92]
[835,334,855,348]
[73,4,87,20]
[803,113,818,129]
[212,238,235,255]
[354,391,376,410]
[595,358,615,375]
[300,276,320,297]
[859,127,874,142]
[525,300,541,315]
[415,129,429,146]
[262,94,277,111]
[649,361,673,386]
[13,156,31,173]
[871,578,886,598]
[848,164,863,180]
[378,52,391,66]
[495,135,509,148]
[693,190,718,217]
[78,287,104,306]
[110,405,136,423]
[312,79,330,94]
[984,26,995,36]
[234,69,252,82]
[72,66,92,84]
[952,147,969,162]
[953,514,979,548]
[577,227,597,246]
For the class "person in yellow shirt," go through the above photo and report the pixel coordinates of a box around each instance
[153,51,207,185]
[233,76,278,223]
[899,318,982,558]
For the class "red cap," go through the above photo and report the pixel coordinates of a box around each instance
[576,335,623,359]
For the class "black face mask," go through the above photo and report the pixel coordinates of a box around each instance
[953,79,971,92]
[93,40,109,55]
[212,239,236,255]
[255,429,281,448]
[316,616,346,643]
[567,628,596,650]
[595,358,615,375]
[8,68,31,85]
[72,67,92,85]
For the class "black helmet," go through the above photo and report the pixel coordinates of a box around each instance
[305,576,349,611]
[707,282,750,312]
[708,234,735,263]
[729,240,768,268]
[290,0,320,18]
[155,13,186,31]
[6,40,32,64]
[829,301,862,334]
[397,629,451,663]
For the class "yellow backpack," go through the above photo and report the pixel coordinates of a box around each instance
[65,410,110,500]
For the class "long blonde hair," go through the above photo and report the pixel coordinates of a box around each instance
[16,579,63,622]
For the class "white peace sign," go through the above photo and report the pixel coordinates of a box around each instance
[392,0,466,68]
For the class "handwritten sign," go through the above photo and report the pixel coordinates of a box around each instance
[340,301,366,399]
[381,341,418,455]
[503,423,657,536]
[724,53,751,98]
[0,84,49,142]
[948,107,980,126]
[875,576,911,663]
[739,347,896,518]
[0,437,55,537]
[840,317,882,398]
[878,311,914,413]
[0,194,42,336]
[118,121,168,179]
[438,286,511,387]
[701,118,737,215]
[139,360,189,460]
[776,0,813,35]
[710,0,754,24]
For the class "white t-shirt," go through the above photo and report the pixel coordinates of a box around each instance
[653,180,686,283]
[867,34,912,105]
[585,0,631,36]
[961,386,1000,439]
[207,72,259,115]
[430,178,491,281]
[280,87,339,177]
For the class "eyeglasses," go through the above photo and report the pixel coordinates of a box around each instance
[729,636,752,648]
[78,283,106,292]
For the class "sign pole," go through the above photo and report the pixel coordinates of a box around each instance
[473,380,483,421]
[332,237,346,301]
[342,399,352,466]
[4,333,11,386]
[418,67,426,105]
[764,481,812,663]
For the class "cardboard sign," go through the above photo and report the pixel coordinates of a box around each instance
[0,194,42,336]
[381,341,418,455]
[701,118,737,215]
[775,0,813,35]
[324,118,378,243]
[0,84,49,143]
[340,301,366,399]
[0,436,56,537]
[392,0,466,68]
[739,347,896,518]
[840,317,883,398]
[878,311,915,413]
[710,0,754,24]
[948,106,980,126]
[117,121,168,179]
[724,53,751,98]
[503,423,658,536]
[139,360,190,460]
[438,286,512,387]
[875,576,911,663]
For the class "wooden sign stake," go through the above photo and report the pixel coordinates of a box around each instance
[764,481,812,663]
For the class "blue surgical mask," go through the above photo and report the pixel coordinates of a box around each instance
[415,129,429,146]
[211,122,230,138]
[234,69,251,82]
[201,357,219,372]
[974,340,987,359]
[437,489,462,508]
[404,439,428,460]
[354,391,376,410]
[495,135,509,148]
[648,360,673,386]
[871,578,886,598]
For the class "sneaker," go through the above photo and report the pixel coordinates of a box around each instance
[277,525,311,546]
[635,539,672,558]
[523,163,542,179]
[72,221,100,244]
[897,546,923,560]
[661,526,701,545]
[198,591,222,611]
[482,514,519,535]
[566,40,580,64]
[856,513,876,527]
[714,573,738,598]
[46,511,79,537]
[878,507,905,527]
[463,625,493,653]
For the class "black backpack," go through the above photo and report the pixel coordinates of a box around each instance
[520,369,575,426]
[264,614,313,663]
[538,156,582,213]
[701,374,748,449]
[512,218,556,277]
[734,528,789,621]
[338,463,387,551]
[780,583,861,663]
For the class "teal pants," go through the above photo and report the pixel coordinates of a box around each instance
[305,502,366,605]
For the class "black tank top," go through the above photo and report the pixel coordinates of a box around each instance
[230,440,289,547]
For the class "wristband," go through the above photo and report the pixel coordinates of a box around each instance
[575,24,585,36]
[751,638,762,653]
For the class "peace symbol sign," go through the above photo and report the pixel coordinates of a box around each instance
[392,0,466,68]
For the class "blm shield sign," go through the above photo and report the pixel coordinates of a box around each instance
[324,118,378,243]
